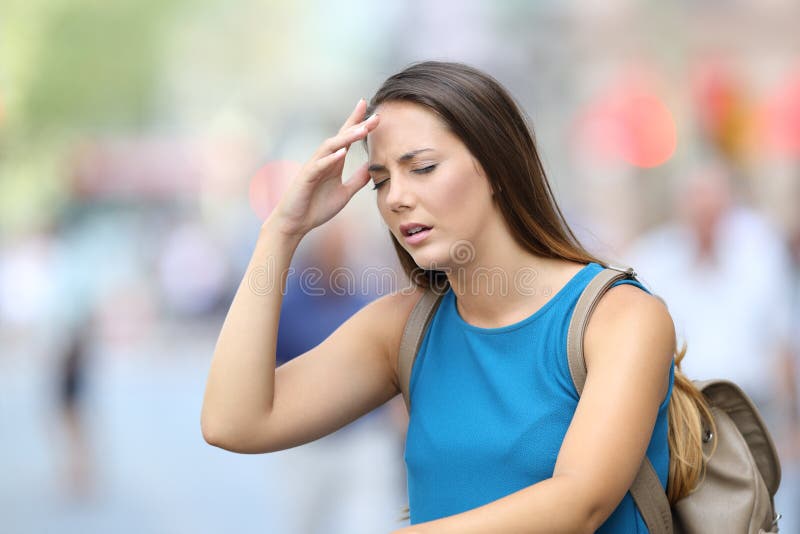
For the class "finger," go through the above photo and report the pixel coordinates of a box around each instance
[338,98,367,133]
[343,162,372,197]
[308,146,348,180]
[318,113,380,157]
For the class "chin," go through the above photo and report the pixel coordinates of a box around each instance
[409,250,452,274]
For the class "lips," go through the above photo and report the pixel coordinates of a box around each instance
[401,226,432,245]
[399,222,433,237]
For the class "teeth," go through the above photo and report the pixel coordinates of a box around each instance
[408,227,426,235]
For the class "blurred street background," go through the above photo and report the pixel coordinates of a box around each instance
[1,1,799,533]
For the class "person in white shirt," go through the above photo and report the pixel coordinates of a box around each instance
[625,160,799,529]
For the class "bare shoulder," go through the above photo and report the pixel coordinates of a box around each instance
[584,283,676,369]
[357,285,428,389]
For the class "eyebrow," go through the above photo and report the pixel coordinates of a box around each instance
[367,148,435,173]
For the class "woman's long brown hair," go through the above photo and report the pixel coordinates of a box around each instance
[667,342,718,503]
[367,61,713,520]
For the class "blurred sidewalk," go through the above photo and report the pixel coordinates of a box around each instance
[0,317,406,534]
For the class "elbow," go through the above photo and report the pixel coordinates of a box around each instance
[559,504,605,534]
[200,409,242,451]
[584,508,608,534]
[200,395,224,447]
[556,479,615,533]
[200,412,274,453]
[201,414,229,449]
[582,497,619,534]
[199,396,239,450]
[201,419,246,452]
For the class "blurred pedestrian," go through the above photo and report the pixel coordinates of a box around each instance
[56,316,94,500]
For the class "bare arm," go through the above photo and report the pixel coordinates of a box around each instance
[200,100,393,453]
[199,217,298,451]
[393,285,675,533]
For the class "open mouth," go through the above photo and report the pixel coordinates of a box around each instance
[404,225,432,237]
[402,226,433,245]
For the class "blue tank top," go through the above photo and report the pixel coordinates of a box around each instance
[405,262,674,531]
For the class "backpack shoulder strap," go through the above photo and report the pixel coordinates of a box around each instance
[693,379,781,496]
[566,264,639,392]
[398,288,447,414]
[566,264,673,534]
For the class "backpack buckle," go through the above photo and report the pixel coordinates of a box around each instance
[606,263,636,277]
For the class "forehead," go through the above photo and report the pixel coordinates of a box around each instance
[367,101,453,159]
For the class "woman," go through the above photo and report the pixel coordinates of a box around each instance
[201,61,698,533]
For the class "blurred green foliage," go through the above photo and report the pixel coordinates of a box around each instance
[12,0,186,136]
[0,0,190,233]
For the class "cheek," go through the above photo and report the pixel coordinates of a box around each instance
[375,198,400,239]
[438,168,491,212]
[375,194,390,220]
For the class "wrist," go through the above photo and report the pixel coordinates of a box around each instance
[260,214,306,246]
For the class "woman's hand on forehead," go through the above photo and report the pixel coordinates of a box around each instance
[269,98,380,237]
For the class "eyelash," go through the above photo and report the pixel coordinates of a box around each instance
[371,164,437,190]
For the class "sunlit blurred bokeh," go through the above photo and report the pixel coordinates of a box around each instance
[2,1,799,533]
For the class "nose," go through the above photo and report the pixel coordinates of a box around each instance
[384,174,416,213]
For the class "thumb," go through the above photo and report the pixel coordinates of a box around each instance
[343,162,371,197]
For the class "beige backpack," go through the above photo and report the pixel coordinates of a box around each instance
[398,265,782,533]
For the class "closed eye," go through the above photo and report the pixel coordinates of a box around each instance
[372,164,437,191]
[413,164,437,174]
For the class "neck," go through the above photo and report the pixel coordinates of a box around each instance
[443,224,584,329]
